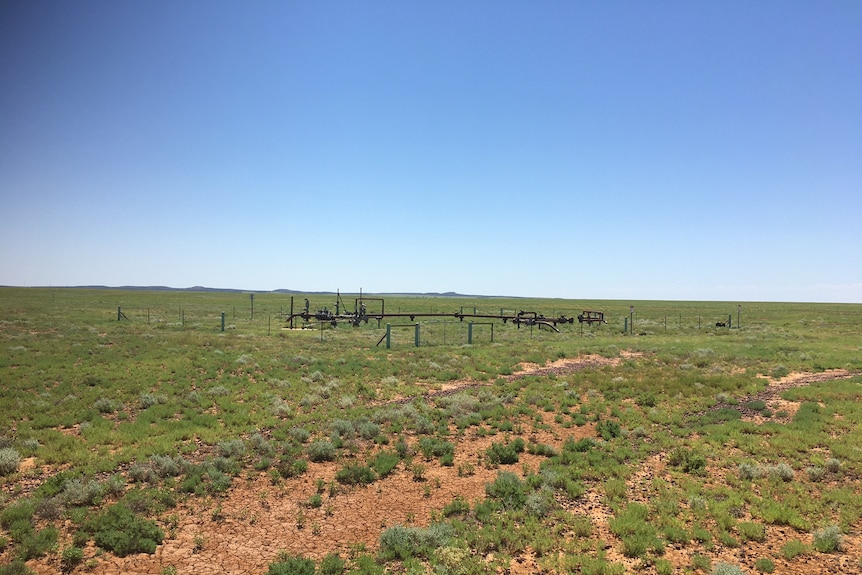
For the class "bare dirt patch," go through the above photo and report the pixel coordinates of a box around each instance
[715,369,858,423]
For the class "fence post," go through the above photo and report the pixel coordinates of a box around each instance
[117,306,121,321]
[386,324,391,349]
[624,317,628,334]
[414,324,420,347]
[221,312,225,332]
[468,322,473,344]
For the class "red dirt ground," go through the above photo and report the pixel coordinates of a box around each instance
[15,359,862,574]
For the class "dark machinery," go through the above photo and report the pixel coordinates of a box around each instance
[285,292,586,333]
[577,311,606,324]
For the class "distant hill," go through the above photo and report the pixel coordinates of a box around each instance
[61,285,498,297]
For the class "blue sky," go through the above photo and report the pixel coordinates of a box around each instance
[1,2,860,302]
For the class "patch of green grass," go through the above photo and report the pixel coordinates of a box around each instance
[780,539,810,560]
[334,463,376,485]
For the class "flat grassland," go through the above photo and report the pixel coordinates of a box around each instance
[1,288,861,575]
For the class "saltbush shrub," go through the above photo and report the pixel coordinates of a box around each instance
[93,397,121,413]
[379,523,453,560]
[524,486,556,517]
[249,433,275,456]
[711,563,746,575]
[217,439,245,459]
[62,478,104,507]
[330,420,355,439]
[289,427,310,444]
[769,463,794,482]
[812,525,842,553]
[0,448,21,476]
[355,419,380,440]
[307,440,336,462]
[150,455,185,478]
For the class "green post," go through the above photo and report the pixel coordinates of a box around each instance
[414,324,420,347]
[624,317,628,334]
[117,306,121,321]
[468,322,473,344]
[221,312,225,332]
[386,324,391,349]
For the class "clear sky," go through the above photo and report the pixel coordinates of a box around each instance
[1,2,860,302]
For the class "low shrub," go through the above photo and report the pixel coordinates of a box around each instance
[249,433,275,456]
[564,437,595,452]
[355,419,380,440]
[812,525,842,553]
[335,463,376,485]
[0,560,31,575]
[485,471,526,510]
[0,448,21,476]
[668,447,707,474]
[318,553,345,575]
[16,526,58,561]
[93,397,121,413]
[527,442,558,457]
[330,420,355,439]
[289,428,310,444]
[307,440,336,462]
[35,496,63,521]
[711,563,745,575]
[87,504,164,556]
[738,521,766,542]
[768,463,794,482]
[150,454,185,478]
[217,439,245,459]
[524,486,556,517]
[780,539,809,560]
[379,523,453,560]
[596,419,622,440]
[418,437,455,461]
[139,393,167,409]
[691,554,712,572]
[1,499,34,527]
[62,478,104,507]
[805,466,825,482]
[370,450,400,478]
[60,545,84,572]
[442,496,470,517]
[267,553,315,575]
[129,463,158,483]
